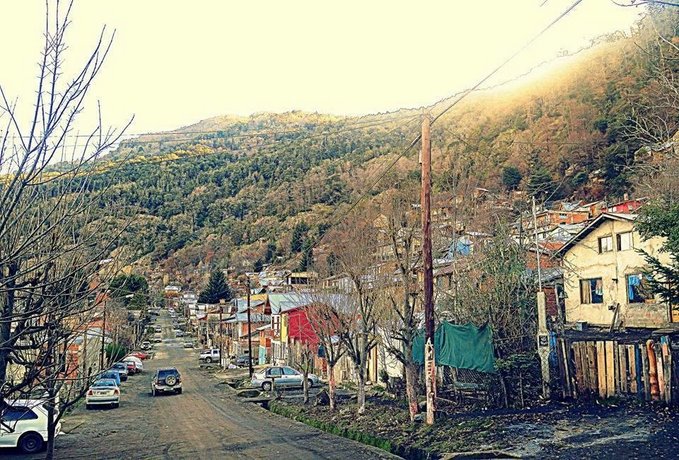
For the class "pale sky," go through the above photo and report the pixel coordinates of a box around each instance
[0,1,643,136]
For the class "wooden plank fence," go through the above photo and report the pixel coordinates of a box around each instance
[556,336,675,403]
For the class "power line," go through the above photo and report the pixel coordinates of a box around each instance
[303,0,586,258]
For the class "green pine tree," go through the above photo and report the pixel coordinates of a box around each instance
[637,202,679,306]
[298,238,313,271]
[502,166,522,191]
[198,270,233,304]
[290,221,309,253]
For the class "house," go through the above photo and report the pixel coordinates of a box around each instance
[257,324,273,365]
[164,285,181,297]
[556,213,672,328]
[520,209,590,242]
[269,293,311,364]
[606,197,645,214]
[285,272,316,290]
[574,200,607,217]
[224,294,269,356]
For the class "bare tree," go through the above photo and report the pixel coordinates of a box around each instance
[305,296,346,411]
[324,214,380,415]
[0,1,130,457]
[373,189,422,421]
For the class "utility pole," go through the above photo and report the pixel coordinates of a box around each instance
[246,277,254,378]
[421,113,436,425]
[99,300,107,371]
[219,299,225,368]
[532,196,543,292]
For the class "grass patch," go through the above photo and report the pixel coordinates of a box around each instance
[268,401,433,459]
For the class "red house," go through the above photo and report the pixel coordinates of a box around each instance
[286,307,319,346]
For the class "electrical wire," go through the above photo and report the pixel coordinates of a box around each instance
[300,0,587,259]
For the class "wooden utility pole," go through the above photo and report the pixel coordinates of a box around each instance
[219,299,225,369]
[421,114,436,425]
[246,277,254,378]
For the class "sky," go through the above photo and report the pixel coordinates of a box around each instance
[0,1,644,136]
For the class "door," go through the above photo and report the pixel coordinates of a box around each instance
[266,367,283,387]
[282,367,302,387]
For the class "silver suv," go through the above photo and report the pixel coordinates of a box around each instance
[151,367,182,396]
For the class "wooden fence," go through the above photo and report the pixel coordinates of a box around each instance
[556,336,674,403]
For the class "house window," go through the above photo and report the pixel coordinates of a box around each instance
[580,278,604,304]
[617,232,633,251]
[598,236,613,253]
[627,274,653,303]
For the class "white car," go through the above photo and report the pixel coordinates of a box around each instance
[199,348,220,363]
[0,399,61,454]
[123,356,143,373]
[86,379,120,409]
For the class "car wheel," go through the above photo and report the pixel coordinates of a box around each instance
[19,432,43,454]
[113,402,120,408]
[307,379,314,389]
[205,357,212,363]
[86,403,91,410]
[262,382,272,392]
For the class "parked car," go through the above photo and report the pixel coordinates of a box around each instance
[183,341,194,348]
[151,367,183,396]
[110,362,129,381]
[98,370,121,386]
[123,356,143,373]
[129,351,150,360]
[123,361,137,374]
[235,354,254,367]
[86,379,120,409]
[154,325,162,333]
[251,366,320,391]
[152,333,163,343]
[174,330,184,337]
[140,341,153,350]
[0,399,61,454]
[199,348,220,363]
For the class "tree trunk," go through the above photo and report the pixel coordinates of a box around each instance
[328,363,337,411]
[45,399,56,460]
[45,329,58,460]
[356,364,366,414]
[0,263,18,391]
[405,361,419,422]
[302,368,310,405]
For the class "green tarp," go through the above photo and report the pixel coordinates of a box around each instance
[412,322,496,373]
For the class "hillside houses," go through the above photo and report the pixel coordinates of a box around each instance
[180,191,678,405]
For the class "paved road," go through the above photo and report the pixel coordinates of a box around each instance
[26,312,397,459]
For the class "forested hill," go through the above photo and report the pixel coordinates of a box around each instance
[82,11,679,286]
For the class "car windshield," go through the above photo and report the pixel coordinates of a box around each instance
[158,369,178,377]
[93,379,116,387]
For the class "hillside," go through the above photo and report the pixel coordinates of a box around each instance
[70,10,679,287]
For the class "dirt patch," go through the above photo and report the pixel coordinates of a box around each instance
[266,394,679,459]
